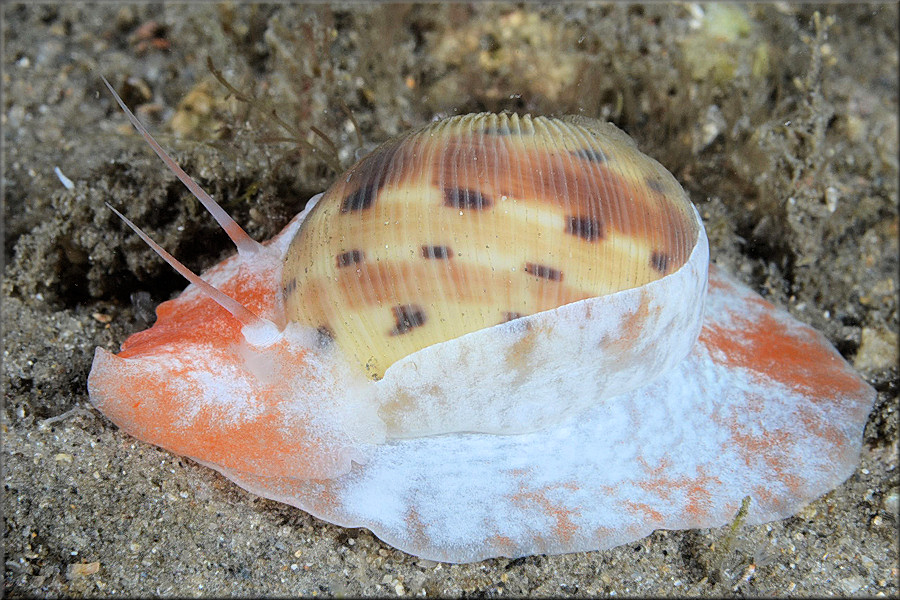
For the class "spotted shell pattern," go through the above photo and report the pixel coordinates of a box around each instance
[284,114,700,380]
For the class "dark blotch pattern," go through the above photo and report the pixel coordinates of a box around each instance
[444,187,492,210]
[336,249,365,268]
[341,184,377,213]
[565,216,605,242]
[283,277,297,298]
[482,125,522,136]
[650,251,669,273]
[316,325,335,347]
[421,245,453,259]
[646,178,665,193]
[389,304,427,336]
[524,263,563,282]
[571,148,606,163]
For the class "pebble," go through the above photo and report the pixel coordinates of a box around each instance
[854,327,899,371]
[67,561,100,578]
[839,575,867,595]
[693,105,726,153]
[882,490,899,516]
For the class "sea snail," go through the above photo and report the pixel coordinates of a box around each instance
[89,80,875,563]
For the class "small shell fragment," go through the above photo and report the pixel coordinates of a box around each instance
[54,166,75,190]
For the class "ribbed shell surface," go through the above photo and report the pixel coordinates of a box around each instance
[282,113,700,380]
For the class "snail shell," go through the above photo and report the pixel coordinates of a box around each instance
[285,113,700,380]
[282,113,707,436]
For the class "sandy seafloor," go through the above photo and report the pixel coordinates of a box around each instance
[2,3,898,597]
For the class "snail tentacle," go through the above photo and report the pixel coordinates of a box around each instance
[101,76,263,257]
[105,203,282,347]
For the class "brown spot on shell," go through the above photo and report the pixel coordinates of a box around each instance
[482,125,514,136]
[444,187,492,210]
[340,184,377,213]
[389,304,427,336]
[336,249,365,268]
[650,251,669,273]
[524,263,563,282]
[646,177,665,194]
[565,216,605,242]
[421,245,453,259]
[571,148,606,163]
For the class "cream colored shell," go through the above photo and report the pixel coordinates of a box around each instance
[283,113,699,380]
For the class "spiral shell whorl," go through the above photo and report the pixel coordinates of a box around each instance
[283,113,699,379]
